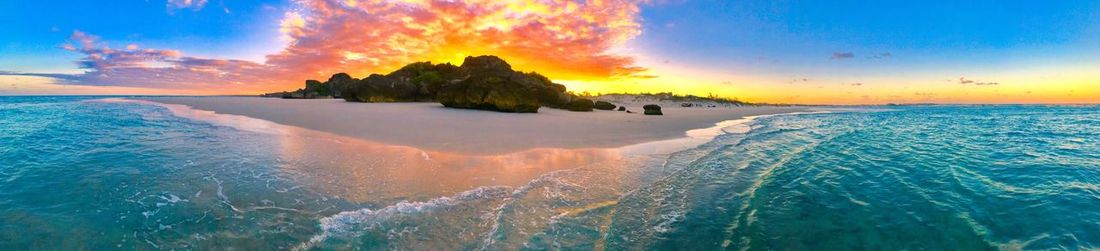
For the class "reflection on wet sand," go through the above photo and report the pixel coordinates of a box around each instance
[123,97,627,204]
[273,129,625,203]
[137,98,648,249]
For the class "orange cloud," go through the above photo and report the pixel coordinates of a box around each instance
[269,0,646,80]
[29,0,648,94]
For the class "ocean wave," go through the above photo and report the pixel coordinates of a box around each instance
[299,185,515,250]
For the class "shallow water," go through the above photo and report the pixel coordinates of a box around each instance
[1,97,1098,250]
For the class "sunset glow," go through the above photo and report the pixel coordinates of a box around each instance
[2,0,1097,104]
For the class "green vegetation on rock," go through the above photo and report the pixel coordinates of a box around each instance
[270,55,594,113]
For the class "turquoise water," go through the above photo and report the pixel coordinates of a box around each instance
[2,96,1099,250]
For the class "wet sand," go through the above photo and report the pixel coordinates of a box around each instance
[140,96,808,155]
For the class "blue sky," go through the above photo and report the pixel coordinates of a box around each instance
[1,0,1097,103]
[634,0,1099,76]
[1,0,287,73]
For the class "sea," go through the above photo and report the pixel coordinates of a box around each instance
[1,96,1098,250]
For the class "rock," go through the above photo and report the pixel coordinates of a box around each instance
[626,110,634,113]
[264,75,347,99]
[681,102,693,107]
[564,98,594,112]
[304,80,331,97]
[594,101,616,110]
[643,104,663,115]
[525,72,573,109]
[325,73,356,98]
[436,74,541,113]
[343,74,424,102]
[389,62,460,97]
[460,55,514,77]
[277,55,594,113]
[279,89,306,99]
[435,56,590,113]
[435,56,544,112]
[261,91,291,98]
[617,106,626,111]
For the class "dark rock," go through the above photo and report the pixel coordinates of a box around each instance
[460,55,514,77]
[278,89,307,99]
[525,72,573,109]
[325,73,356,98]
[681,102,693,107]
[617,106,626,111]
[563,98,594,112]
[643,104,663,115]
[594,101,616,110]
[626,110,634,113]
[436,74,541,113]
[434,56,546,112]
[389,62,456,97]
[344,74,424,102]
[435,56,586,113]
[304,80,331,97]
[261,91,291,98]
[277,55,592,113]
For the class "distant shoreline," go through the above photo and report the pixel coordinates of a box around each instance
[137,96,810,155]
[1,95,1093,106]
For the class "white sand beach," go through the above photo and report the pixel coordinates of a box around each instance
[141,96,809,155]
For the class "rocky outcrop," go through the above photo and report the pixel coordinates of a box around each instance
[263,74,349,99]
[524,73,574,109]
[435,63,542,113]
[325,73,356,98]
[272,55,593,113]
[262,86,327,99]
[261,91,292,98]
[343,74,426,102]
[436,81,541,113]
[563,99,595,112]
[304,80,331,97]
[643,104,663,115]
[434,56,588,113]
[594,101,616,110]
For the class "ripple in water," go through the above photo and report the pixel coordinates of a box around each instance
[2,97,1098,250]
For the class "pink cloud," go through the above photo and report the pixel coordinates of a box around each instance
[43,0,648,94]
[57,31,272,91]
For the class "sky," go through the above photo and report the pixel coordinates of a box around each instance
[1,0,1097,104]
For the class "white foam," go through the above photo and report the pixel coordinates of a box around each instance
[297,186,514,250]
[91,98,289,135]
[618,115,758,156]
[618,110,837,156]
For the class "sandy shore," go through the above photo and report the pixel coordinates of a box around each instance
[140,97,809,155]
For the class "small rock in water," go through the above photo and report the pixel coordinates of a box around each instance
[643,104,663,115]
[594,101,616,110]
[564,98,595,112]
